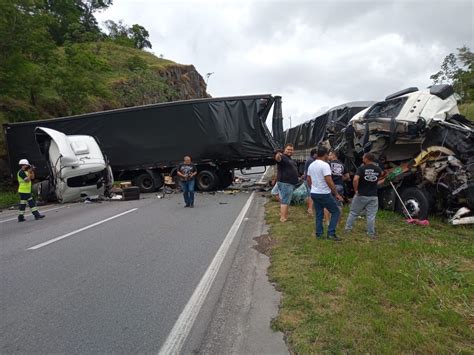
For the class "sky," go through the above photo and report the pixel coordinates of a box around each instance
[96,0,473,129]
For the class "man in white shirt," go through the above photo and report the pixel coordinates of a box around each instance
[307,147,344,241]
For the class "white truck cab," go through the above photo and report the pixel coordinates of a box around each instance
[35,127,113,203]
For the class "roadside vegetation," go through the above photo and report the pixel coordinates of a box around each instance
[0,189,17,210]
[460,102,474,120]
[265,200,473,353]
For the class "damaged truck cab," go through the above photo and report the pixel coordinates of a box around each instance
[347,85,474,224]
[34,127,113,203]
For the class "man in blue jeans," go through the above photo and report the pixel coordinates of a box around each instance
[177,156,197,207]
[345,153,384,239]
[307,147,344,241]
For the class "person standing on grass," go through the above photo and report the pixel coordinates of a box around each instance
[324,150,350,223]
[303,148,318,215]
[275,144,299,222]
[307,147,344,241]
[344,152,384,239]
[177,155,197,208]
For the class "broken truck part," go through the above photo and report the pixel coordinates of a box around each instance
[34,127,113,203]
[3,95,284,194]
[286,85,474,224]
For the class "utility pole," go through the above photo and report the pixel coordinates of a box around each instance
[205,72,214,85]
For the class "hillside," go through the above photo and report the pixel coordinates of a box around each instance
[0,42,208,174]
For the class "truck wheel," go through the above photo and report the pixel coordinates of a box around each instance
[197,170,219,191]
[134,173,155,193]
[38,180,56,202]
[397,187,430,220]
[218,171,234,189]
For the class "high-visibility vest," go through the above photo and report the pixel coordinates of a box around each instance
[17,170,32,194]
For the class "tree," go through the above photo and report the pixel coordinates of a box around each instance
[0,0,57,110]
[43,0,112,45]
[431,46,474,102]
[104,20,152,49]
[129,24,152,50]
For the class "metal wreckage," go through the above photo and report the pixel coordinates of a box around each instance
[285,84,474,225]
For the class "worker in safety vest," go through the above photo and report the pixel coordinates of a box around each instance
[17,159,44,222]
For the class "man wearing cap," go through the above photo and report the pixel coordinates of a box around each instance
[17,159,44,222]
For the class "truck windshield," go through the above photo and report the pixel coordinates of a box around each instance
[67,172,102,187]
[364,97,407,119]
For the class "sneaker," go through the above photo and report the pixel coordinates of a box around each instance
[18,216,25,223]
[190,204,194,208]
[184,204,190,208]
[34,214,45,220]
[327,234,342,242]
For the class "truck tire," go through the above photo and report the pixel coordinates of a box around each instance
[218,171,234,189]
[37,180,56,202]
[196,170,219,191]
[134,173,155,193]
[397,187,430,220]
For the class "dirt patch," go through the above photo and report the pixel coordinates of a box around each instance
[253,234,278,256]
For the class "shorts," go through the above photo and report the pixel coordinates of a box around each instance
[271,183,279,196]
[277,182,295,205]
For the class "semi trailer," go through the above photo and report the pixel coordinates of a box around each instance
[3,95,284,197]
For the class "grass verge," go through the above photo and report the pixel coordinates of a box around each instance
[266,200,473,353]
[0,189,17,209]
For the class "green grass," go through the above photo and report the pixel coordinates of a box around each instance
[266,201,473,354]
[0,189,18,209]
[459,102,474,120]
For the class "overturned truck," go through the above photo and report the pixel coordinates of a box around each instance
[4,95,285,200]
[287,85,474,224]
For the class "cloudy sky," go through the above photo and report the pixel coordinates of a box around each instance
[96,0,473,128]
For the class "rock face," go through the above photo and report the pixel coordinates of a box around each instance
[161,64,210,100]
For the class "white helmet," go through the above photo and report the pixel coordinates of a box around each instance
[19,159,30,166]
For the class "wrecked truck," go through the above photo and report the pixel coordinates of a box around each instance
[33,127,113,203]
[287,85,474,224]
[4,95,284,194]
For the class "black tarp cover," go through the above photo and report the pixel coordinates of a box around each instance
[284,101,374,149]
[4,95,278,178]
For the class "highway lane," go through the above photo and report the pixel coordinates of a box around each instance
[0,191,254,353]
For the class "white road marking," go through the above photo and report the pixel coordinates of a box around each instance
[159,192,255,355]
[27,208,138,250]
[0,205,71,224]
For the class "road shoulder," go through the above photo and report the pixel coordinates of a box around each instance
[189,193,288,354]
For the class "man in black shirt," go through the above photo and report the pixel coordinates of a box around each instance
[177,156,197,207]
[275,143,299,222]
[344,153,384,238]
[328,151,349,195]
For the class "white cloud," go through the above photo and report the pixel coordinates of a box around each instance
[96,0,473,129]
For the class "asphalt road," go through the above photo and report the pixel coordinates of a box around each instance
[0,190,256,353]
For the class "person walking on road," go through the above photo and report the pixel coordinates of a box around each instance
[275,144,299,222]
[17,159,44,222]
[177,156,197,208]
[344,153,384,239]
[303,148,318,215]
[306,147,344,240]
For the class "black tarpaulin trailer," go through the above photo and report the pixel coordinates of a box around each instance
[3,95,284,192]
